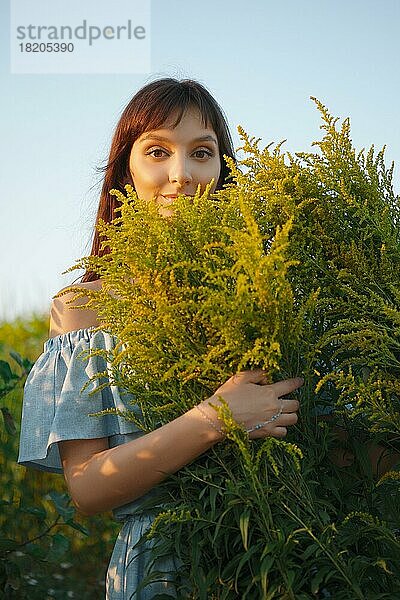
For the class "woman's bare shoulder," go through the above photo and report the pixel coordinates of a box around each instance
[49,279,103,339]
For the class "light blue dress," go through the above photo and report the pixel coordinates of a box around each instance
[18,328,178,599]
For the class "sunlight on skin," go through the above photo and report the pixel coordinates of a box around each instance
[129,106,221,218]
[49,281,102,338]
[96,449,160,477]
[59,408,223,517]
[98,457,120,477]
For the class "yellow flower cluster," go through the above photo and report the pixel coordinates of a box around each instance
[60,99,400,597]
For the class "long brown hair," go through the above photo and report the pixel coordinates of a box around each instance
[81,78,235,283]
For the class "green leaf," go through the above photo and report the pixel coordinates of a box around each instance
[260,554,275,595]
[311,565,332,594]
[1,407,17,436]
[239,508,250,550]
[286,569,295,590]
[301,542,319,561]
[9,351,23,368]
[234,544,261,589]
[65,519,90,536]
[46,533,70,562]
[47,491,74,521]
[20,505,47,520]
[8,350,33,373]
[209,485,219,516]
[0,360,13,383]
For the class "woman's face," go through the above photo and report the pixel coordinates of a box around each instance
[129,106,221,216]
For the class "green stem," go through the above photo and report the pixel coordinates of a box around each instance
[281,502,365,599]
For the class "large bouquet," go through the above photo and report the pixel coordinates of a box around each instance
[61,100,400,598]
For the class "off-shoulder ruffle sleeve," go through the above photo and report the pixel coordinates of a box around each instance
[18,328,139,474]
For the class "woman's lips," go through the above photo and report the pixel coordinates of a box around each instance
[161,193,194,200]
[158,195,176,206]
[157,193,194,217]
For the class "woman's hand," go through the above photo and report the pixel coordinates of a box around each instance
[200,370,302,439]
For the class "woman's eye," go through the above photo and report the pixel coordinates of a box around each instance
[147,148,168,158]
[193,149,213,159]
[146,147,213,159]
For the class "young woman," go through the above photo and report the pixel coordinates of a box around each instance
[18,78,302,599]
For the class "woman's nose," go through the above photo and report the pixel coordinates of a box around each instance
[168,156,193,187]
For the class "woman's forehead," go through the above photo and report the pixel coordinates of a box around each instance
[135,115,217,150]
[144,105,213,135]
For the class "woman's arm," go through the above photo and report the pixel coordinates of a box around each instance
[59,372,301,516]
[51,290,301,516]
[59,406,221,516]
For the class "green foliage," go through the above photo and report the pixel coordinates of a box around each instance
[0,316,119,599]
[63,100,400,597]
[0,314,50,439]
[0,313,50,362]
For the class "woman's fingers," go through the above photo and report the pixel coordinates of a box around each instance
[271,377,303,397]
[272,426,287,438]
[248,403,298,439]
[217,372,302,441]
[277,411,298,425]
[232,369,266,385]
[281,398,300,413]
[250,425,288,439]
[233,373,303,393]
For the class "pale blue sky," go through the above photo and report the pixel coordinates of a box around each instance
[1,0,399,320]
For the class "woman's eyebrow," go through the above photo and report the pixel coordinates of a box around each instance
[139,134,218,145]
